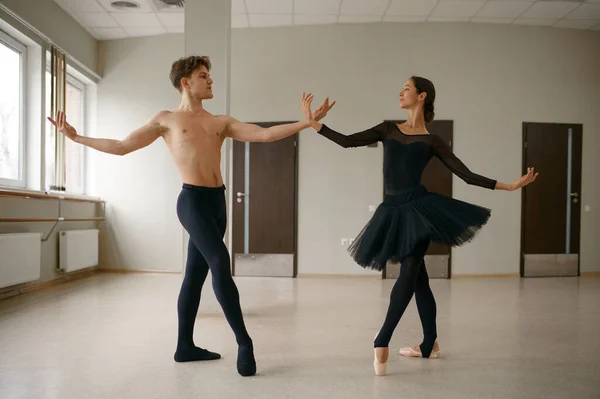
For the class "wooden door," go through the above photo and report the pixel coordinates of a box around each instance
[232,122,298,277]
[521,123,582,277]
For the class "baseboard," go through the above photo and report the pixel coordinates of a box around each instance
[298,273,521,279]
[296,273,381,279]
[451,273,520,279]
[0,289,21,300]
[581,271,600,278]
[98,268,182,275]
[0,267,99,300]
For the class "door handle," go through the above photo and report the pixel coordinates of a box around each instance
[237,192,246,197]
[570,192,579,203]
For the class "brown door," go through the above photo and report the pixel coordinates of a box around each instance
[521,123,582,277]
[232,122,298,277]
[383,120,454,279]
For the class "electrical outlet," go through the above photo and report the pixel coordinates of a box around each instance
[341,238,349,246]
[368,205,377,212]
[584,205,591,212]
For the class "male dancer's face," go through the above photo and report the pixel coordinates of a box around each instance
[183,65,214,101]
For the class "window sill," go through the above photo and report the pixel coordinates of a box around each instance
[0,187,105,204]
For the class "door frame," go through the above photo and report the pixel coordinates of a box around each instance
[230,121,300,278]
[520,122,583,278]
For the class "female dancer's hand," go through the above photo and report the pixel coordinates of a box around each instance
[497,167,539,191]
[313,96,335,122]
[302,92,335,130]
[512,167,539,190]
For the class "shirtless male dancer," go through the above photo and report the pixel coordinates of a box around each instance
[48,55,335,377]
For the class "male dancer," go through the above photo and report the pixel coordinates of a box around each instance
[48,55,334,377]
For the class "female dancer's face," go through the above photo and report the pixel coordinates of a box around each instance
[398,79,423,111]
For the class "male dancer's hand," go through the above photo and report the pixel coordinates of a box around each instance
[47,111,78,141]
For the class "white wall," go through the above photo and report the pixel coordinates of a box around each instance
[94,35,184,271]
[0,0,98,76]
[96,23,600,275]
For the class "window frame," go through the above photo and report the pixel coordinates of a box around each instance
[0,29,27,188]
[44,58,87,195]
[64,72,86,195]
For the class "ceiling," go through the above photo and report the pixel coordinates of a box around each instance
[53,0,600,40]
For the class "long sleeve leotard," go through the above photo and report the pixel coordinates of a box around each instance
[317,121,497,192]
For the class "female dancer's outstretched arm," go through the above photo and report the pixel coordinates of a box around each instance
[302,92,385,148]
[432,134,538,191]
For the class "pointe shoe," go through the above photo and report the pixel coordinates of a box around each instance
[399,340,440,359]
[373,347,389,376]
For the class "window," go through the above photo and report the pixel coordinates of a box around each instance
[0,30,26,187]
[45,61,86,194]
[45,70,54,191]
[64,75,85,194]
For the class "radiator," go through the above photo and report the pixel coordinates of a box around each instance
[0,233,42,289]
[59,229,99,272]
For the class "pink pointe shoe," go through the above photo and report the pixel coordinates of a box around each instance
[373,347,389,376]
[399,340,440,359]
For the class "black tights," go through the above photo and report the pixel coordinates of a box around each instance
[374,239,438,357]
[175,184,255,376]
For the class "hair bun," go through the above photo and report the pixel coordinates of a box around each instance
[424,103,435,123]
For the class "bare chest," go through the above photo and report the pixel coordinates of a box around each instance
[164,114,225,149]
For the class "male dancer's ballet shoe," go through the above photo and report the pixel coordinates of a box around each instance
[237,344,256,377]
[373,347,389,376]
[174,346,222,362]
[399,340,440,359]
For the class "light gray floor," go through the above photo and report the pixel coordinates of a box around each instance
[0,273,599,399]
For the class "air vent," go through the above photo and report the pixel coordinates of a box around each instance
[159,0,185,7]
[110,1,140,10]
[151,0,184,11]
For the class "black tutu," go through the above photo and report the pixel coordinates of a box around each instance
[348,185,491,271]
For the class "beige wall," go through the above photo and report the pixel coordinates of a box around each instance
[94,23,599,275]
[0,0,98,76]
[93,35,185,272]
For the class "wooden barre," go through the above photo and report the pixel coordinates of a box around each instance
[0,190,105,204]
[0,217,105,223]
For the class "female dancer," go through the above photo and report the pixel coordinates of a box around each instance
[302,77,537,375]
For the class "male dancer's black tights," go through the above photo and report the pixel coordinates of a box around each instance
[174,184,255,376]
[374,239,438,357]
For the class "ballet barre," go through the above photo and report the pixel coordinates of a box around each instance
[0,189,105,204]
[0,217,105,222]
[0,189,106,241]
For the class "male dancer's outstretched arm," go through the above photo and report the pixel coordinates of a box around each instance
[48,110,168,156]
[223,92,335,142]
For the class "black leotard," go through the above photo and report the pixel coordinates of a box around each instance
[317,121,497,192]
